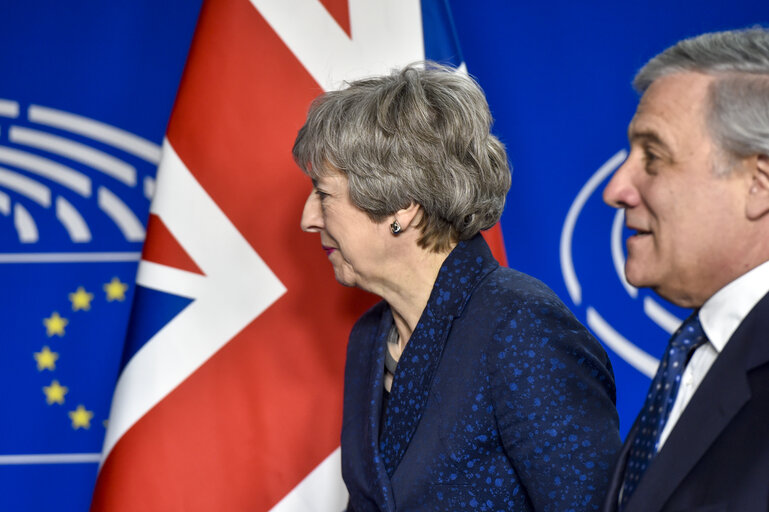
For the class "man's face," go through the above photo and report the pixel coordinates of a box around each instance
[603,71,752,307]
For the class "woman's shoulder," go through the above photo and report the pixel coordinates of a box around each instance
[349,300,390,338]
[476,265,571,312]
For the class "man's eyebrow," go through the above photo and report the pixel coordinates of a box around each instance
[629,130,670,149]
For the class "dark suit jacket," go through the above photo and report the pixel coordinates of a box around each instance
[342,235,621,511]
[602,291,769,512]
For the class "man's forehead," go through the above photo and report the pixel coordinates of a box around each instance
[627,72,713,141]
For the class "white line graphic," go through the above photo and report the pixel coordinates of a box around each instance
[14,203,38,243]
[587,306,659,378]
[643,296,683,335]
[56,196,92,242]
[28,105,162,164]
[0,146,91,197]
[0,191,10,215]
[0,252,141,263]
[0,166,51,206]
[10,126,137,186]
[0,99,19,118]
[143,176,155,199]
[611,209,637,298]
[560,150,627,305]
[0,453,101,465]
[98,186,146,241]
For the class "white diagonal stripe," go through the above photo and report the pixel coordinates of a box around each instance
[135,260,206,300]
[269,448,347,512]
[28,105,162,164]
[252,0,423,92]
[100,139,286,464]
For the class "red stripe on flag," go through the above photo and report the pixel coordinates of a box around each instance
[318,0,351,36]
[142,214,203,275]
[482,224,508,266]
[93,0,374,509]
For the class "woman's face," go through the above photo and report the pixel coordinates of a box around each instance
[300,169,390,291]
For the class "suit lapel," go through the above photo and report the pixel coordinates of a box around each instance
[602,420,639,512]
[625,291,769,512]
[378,235,498,478]
[355,306,397,511]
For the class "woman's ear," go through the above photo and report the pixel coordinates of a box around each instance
[746,155,769,221]
[392,203,422,231]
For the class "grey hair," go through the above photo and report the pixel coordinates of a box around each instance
[292,62,511,253]
[634,28,769,163]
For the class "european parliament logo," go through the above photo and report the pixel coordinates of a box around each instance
[559,150,689,380]
[0,99,159,466]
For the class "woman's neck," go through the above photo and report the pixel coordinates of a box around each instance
[376,245,454,351]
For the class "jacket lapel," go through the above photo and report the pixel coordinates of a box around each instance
[378,235,499,477]
[625,291,769,512]
[362,307,397,511]
[602,420,639,512]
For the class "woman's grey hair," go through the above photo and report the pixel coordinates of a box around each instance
[292,62,511,253]
[634,28,769,166]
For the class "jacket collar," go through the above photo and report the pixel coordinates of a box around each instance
[620,290,769,512]
[376,234,499,477]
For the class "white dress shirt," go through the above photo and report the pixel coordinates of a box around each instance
[657,259,769,451]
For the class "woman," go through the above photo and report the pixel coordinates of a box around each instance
[293,63,620,511]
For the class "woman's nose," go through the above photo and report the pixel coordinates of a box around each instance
[300,191,323,232]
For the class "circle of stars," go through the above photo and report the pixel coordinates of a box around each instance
[34,276,129,430]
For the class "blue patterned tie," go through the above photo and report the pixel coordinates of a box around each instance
[619,312,708,509]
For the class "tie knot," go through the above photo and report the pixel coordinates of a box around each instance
[670,313,707,352]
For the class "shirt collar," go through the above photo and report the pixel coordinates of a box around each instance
[700,259,769,353]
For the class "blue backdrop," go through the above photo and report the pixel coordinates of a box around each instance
[449,0,769,436]
[0,1,767,510]
[0,2,201,511]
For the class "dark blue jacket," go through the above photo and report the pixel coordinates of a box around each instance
[602,290,769,512]
[342,235,621,511]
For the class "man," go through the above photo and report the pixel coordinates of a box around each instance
[601,28,769,512]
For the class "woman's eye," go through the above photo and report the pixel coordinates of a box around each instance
[315,189,329,202]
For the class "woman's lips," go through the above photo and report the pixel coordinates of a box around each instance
[322,246,336,256]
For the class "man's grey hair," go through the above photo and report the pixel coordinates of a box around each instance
[292,62,511,253]
[634,27,769,163]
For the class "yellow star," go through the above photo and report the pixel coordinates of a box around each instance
[103,277,128,302]
[43,380,68,405]
[34,346,59,371]
[69,286,94,311]
[69,405,94,430]
[43,312,68,337]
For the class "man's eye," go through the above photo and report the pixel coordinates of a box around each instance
[643,148,658,162]
[643,148,660,174]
